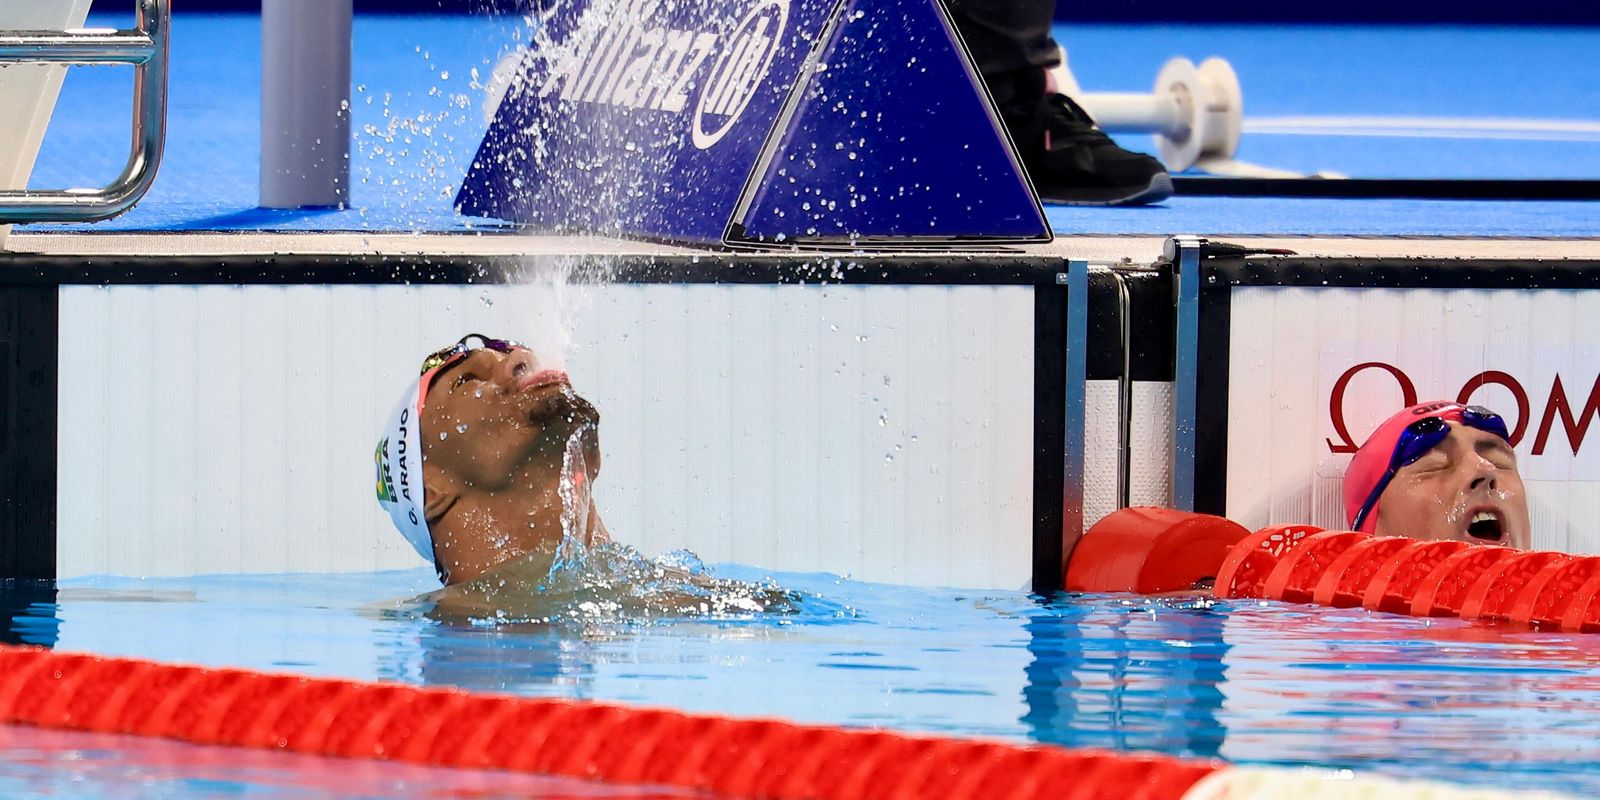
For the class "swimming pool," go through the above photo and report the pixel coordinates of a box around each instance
[5,1,1600,796]
[6,559,1600,797]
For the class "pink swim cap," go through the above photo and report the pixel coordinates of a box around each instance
[1343,401,1470,533]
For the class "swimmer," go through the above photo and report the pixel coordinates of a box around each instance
[1344,402,1530,550]
[375,334,794,621]
[376,333,604,586]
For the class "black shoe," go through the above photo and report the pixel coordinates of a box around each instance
[991,68,1173,206]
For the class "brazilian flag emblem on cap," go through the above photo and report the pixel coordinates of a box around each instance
[375,439,395,502]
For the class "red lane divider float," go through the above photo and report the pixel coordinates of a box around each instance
[1213,524,1321,599]
[1064,506,1250,594]
[0,644,1220,800]
[1068,507,1600,632]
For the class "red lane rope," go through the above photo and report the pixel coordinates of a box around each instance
[1077,508,1600,633]
[0,644,1219,800]
[1220,530,1600,630]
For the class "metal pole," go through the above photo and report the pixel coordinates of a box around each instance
[1062,260,1089,564]
[0,30,156,64]
[1169,235,1206,511]
[260,0,352,208]
[0,0,168,224]
[1113,270,1133,509]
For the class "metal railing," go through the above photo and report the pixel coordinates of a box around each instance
[0,0,168,223]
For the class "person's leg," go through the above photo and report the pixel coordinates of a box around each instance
[943,0,1061,77]
[945,0,1172,206]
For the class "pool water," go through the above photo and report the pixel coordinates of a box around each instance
[0,726,707,799]
[5,560,1600,797]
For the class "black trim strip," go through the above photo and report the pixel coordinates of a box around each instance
[1176,177,1600,201]
[1123,270,1176,382]
[0,287,57,580]
[1085,270,1122,382]
[1031,282,1068,595]
[0,253,1068,287]
[1086,269,1175,383]
[1206,256,1600,290]
[1192,277,1232,517]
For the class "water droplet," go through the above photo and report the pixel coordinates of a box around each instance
[456,423,469,434]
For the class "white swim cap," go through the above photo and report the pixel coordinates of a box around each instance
[375,378,433,566]
[376,334,534,569]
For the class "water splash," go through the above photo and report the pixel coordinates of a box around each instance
[409,425,815,628]
[550,425,596,573]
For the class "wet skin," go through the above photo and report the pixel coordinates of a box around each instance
[1373,421,1531,550]
[420,347,605,585]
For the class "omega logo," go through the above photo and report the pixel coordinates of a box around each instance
[1326,362,1600,456]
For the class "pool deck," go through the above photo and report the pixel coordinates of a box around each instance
[7,14,1599,248]
[8,231,1598,265]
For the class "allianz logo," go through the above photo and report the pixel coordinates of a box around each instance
[535,0,790,150]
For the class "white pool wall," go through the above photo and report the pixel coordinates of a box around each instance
[57,278,1036,590]
[1227,285,1600,554]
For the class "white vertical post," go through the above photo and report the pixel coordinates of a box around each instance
[260,0,352,208]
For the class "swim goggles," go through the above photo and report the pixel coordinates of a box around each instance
[419,333,527,375]
[1349,405,1511,533]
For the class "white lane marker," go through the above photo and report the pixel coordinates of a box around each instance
[1244,116,1600,143]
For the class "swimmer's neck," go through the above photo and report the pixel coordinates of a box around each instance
[428,456,605,584]
[432,494,604,585]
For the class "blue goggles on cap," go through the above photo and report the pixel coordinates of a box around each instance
[1350,405,1511,533]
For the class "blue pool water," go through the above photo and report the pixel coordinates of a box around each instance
[6,562,1600,797]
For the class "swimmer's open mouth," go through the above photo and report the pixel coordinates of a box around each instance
[1465,508,1506,542]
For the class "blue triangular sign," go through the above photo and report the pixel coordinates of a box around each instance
[457,0,1049,248]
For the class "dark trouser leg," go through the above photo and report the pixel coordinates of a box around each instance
[945,0,1173,205]
[942,0,1059,111]
[942,0,1061,78]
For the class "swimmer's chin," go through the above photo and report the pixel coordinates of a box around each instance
[523,386,599,429]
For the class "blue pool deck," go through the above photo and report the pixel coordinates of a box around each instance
[15,13,1600,239]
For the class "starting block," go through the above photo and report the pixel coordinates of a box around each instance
[458,0,1050,247]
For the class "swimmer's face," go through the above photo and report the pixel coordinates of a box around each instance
[420,347,599,491]
[1373,421,1530,549]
